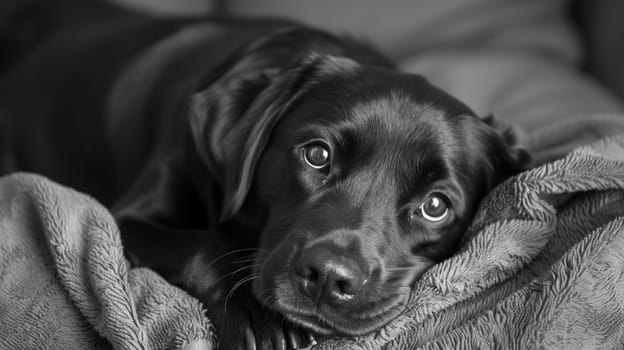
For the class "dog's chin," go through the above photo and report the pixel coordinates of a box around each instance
[251,275,409,337]
[275,294,408,337]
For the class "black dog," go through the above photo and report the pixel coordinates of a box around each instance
[0,1,530,349]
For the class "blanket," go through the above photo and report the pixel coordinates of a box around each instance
[0,173,215,350]
[1,116,624,350]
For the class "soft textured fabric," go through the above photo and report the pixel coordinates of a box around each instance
[0,173,215,350]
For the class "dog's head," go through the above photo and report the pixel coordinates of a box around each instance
[191,28,530,336]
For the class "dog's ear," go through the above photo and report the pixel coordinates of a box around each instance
[470,114,532,188]
[190,49,360,221]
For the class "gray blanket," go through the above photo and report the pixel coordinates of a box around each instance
[0,173,215,350]
[1,115,624,350]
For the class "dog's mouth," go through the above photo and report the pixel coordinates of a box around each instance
[266,280,409,336]
[252,274,409,336]
[251,250,411,336]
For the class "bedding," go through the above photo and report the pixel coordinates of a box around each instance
[1,115,624,349]
[0,173,215,350]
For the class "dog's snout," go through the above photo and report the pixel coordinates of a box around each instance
[295,245,366,303]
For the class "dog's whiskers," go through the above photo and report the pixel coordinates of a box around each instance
[257,291,281,320]
[231,257,261,265]
[224,274,260,313]
[385,266,416,272]
[202,264,256,291]
[291,228,314,240]
[203,248,267,272]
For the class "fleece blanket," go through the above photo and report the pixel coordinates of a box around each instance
[1,116,624,350]
[0,173,215,350]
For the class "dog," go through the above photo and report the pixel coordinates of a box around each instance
[0,1,530,349]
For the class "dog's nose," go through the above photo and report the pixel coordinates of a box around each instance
[295,246,366,303]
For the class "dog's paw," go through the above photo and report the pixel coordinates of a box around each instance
[203,288,315,350]
[178,248,315,349]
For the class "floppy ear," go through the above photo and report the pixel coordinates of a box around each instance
[190,49,360,221]
[472,114,532,187]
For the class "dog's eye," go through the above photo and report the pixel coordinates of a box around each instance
[302,142,330,169]
[412,193,450,222]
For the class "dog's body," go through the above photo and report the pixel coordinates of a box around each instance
[1,1,530,349]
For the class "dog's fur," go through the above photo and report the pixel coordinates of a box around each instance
[0,1,530,349]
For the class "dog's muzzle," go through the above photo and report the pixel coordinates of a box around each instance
[294,244,368,305]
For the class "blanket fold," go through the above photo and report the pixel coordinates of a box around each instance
[0,173,215,350]
[1,120,624,350]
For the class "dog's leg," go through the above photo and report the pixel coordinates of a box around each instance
[114,155,312,349]
[178,235,314,350]
[117,216,313,350]
[112,153,206,272]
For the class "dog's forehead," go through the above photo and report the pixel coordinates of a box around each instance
[346,92,456,179]
[304,71,474,138]
[319,83,475,190]
[347,90,449,134]
[273,69,480,182]
[339,88,467,160]
[279,74,471,157]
